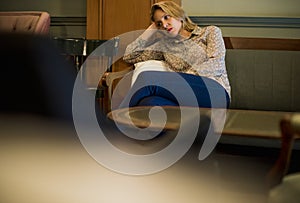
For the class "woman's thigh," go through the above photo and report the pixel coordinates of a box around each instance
[120,71,229,108]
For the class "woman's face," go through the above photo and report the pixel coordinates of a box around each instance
[153,9,182,37]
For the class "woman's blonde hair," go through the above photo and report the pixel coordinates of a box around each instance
[150,1,197,32]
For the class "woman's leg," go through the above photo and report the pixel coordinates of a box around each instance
[138,95,178,106]
[178,72,230,108]
[119,71,230,108]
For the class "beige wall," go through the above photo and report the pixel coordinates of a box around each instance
[2,0,299,18]
[182,0,300,17]
[1,0,299,17]
[182,0,300,38]
[0,0,299,38]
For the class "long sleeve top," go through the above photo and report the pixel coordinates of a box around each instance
[123,25,231,96]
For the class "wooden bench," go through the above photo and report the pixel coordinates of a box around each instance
[104,36,300,145]
[220,37,300,146]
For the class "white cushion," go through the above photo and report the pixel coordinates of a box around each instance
[131,60,172,86]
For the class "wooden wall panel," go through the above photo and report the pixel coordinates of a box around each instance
[87,0,181,40]
[102,0,152,39]
[86,0,100,39]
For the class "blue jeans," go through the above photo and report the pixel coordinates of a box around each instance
[119,71,230,109]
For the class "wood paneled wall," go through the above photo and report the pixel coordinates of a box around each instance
[86,0,181,40]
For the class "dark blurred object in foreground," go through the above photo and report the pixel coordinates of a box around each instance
[0,32,77,121]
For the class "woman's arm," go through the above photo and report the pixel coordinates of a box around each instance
[193,26,227,78]
[191,26,231,96]
[123,23,164,64]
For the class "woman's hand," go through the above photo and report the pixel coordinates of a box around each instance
[140,23,158,41]
[147,22,158,30]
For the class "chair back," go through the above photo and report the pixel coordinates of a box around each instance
[0,11,50,34]
[52,37,119,72]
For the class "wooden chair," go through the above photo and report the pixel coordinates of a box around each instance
[52,37,119,72]
[0,11,50,35]
[266,113,300,202]
[52,37,120,113]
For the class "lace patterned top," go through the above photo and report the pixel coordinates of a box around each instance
[123,25,231,96]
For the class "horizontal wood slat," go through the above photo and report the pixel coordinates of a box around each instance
[223,37,300,51]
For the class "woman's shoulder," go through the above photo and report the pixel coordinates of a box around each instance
[192,25,222,35]
[203,25,222,33]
